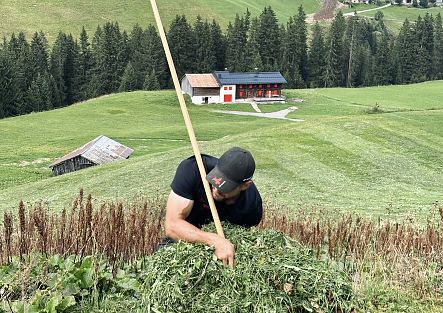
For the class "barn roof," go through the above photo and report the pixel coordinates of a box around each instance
[50,135,133,168]
[185,74,220,88]
[214,71,287,85]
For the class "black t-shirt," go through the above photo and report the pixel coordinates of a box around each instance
[171,154,263,228]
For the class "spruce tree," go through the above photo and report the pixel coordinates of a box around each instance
[29,31,49,81]
[78,27,94,100]
[225,10,251,71]
[145,25,167,88]
[308,23,326,88]
[194,16,216,73]
[6,32,31,114]
[395,19,418,83]
[282,6,308,87]
[257,6,281,71]
[324,11,346,87]
[91,22,128,95]
[433,13,443,79]
[143,69,161,90]
[210,20,226,71]
[168,15,196,78]
[119,62,138,91]
[0,49,19,118]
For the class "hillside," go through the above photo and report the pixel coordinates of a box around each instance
[0,0,320,43]
[1,82,442,220]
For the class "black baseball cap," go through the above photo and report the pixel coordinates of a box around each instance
[206,147,255,193]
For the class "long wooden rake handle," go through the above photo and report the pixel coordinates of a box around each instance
[150,0,225,238]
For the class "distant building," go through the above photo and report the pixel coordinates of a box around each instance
[181,71,287,105]
[49,135,133,176]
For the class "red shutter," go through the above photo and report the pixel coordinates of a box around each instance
[239,91,244,97]
[224,94,232,102]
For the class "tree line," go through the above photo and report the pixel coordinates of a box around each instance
[1,6,443,119]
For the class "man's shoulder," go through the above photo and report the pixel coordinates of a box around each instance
[181,154,218,169]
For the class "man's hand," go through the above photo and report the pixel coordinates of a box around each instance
[211,235,235,268]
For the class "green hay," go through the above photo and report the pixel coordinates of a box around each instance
[142,224,357,312]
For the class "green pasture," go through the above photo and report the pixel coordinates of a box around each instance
[1,81,442,221]
[357,5,443,32]
[0,0,319,43]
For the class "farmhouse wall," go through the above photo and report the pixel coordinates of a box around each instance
[220,85,236,103]
[51,156,95,176]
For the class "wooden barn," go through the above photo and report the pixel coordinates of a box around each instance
[180,74,220,104]
[49,135,133,176]
[181,71,287,104]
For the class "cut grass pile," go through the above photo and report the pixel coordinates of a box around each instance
[142,223,357,313]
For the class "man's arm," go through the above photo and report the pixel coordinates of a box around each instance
[165,190,236,268]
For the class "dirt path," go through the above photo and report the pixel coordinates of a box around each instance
[212,106,304,122]
[343,3,391,16]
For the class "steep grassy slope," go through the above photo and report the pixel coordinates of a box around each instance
[1,82,442,220]
[0,0,319,43]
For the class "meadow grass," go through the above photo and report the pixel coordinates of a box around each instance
[1,82,442,221]
[357,5,443,32]
[0,0,319,44]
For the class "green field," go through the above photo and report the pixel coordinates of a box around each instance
[353,4,443,32]
[0,0,320,43]
[1,81,442,222]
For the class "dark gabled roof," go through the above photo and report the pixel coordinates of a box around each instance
[50,135,133,168]
[213,71,287,85]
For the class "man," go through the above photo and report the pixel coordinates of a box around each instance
[164,147,263,268]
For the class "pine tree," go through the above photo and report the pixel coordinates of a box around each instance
[210,20,226,71]
[395,19,418,83]
[193,16,216,73]
[308,23,326,88]
[415,13,434,80]
[119,62,138,91]
[373,31,394,85]
[0,49,20,118]
[324,11,346,87]
[6,32,31,114]
[25,73,52,113]
[90,22,128,95]
[282,6,308,87]
[168,15,196,78]
[78,27,94,100]
[143,68,161,90]
[257,6,281,71]
[50,32,80,107]
[225,10,251,71]
[434,13,443,79]
[29,31,49,82]
[145,25,167,88]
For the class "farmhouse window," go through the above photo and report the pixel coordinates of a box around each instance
[249,84,252,89]
[259,84,262,88]
[258,90,263,96]
[239,85,243,88]
[267,84,270,88]
[274,83,278,87]
[239,91,244,97]
[229,86,232,90]
[224,86,228,90]
[273,90,278,95]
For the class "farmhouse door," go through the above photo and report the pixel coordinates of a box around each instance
[224,94,232,102]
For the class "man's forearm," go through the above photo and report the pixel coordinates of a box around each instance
[166,219,217,247]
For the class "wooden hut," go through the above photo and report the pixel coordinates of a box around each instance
[49,135,133,176]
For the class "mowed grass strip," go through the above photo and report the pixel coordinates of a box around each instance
[0,0,319,43]
[1,82,442,218]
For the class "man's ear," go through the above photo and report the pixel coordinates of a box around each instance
[240,180,253,191]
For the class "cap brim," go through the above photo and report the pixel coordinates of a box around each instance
[206,166,240,194]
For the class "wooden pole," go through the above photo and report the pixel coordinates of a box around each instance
[150,0,225,238]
